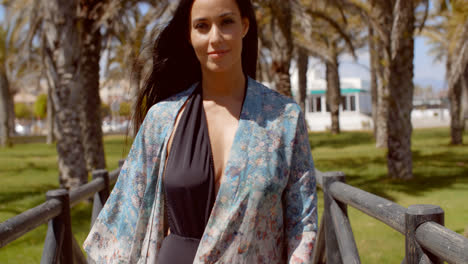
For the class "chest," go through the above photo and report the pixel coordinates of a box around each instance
[165,98,242,194]
[203,101,241,192]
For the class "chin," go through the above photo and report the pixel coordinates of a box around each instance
[204,63,234,74]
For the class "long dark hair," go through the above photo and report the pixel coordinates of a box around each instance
[132,0,258,134]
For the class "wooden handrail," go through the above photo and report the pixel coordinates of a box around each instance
[416,222,468,263]
[314,169,468,264]
[1,163,467,264]
[69,177,106,207]
[0,199,62,248]
[329,181,406,234]
[0,163,122,249]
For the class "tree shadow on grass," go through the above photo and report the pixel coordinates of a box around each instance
[0,184,57,215]
[10,135,47,144]
[6,152,56,158]
[0,162,54,174]
[309,131,375,150]
[70,202,93,234]
[316,150,468,203]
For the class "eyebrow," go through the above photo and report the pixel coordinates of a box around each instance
[192,12,236,23]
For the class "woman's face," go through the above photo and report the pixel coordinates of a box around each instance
[189,0,249,74]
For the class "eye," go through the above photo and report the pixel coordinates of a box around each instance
[222,18,235,25]
[195,22,209,30]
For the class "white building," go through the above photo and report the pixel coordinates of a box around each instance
[291,70,373,131]
[99,79,131,104]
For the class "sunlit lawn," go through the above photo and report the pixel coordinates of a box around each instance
[0,135,130,263]
[0,128,467,263]
[310,128,468,264]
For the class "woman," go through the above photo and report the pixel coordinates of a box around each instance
[83,0,317,263]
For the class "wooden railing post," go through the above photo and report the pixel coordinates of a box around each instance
[91,169,110,226]
[322,171,346,264]
[312,214,326,264]
[41,189,73,264]
[405,204,444,264]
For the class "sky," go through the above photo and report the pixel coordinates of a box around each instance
[335,36,446,91]
[0,5,447,91]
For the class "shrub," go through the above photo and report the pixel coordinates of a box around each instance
[34,94,47,119]
[101,103,111,118]
[119,101,131,117]
[14,103,33,119]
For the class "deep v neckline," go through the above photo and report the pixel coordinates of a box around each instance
[201,78,248,198]
[163,77,251,212]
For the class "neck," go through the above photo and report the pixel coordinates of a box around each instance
[200,66,246,101]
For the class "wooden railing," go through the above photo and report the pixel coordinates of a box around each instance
[0,160,124,264]
[1,164,467,263]
[313,170,468,264]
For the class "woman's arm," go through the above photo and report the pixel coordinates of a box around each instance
[283,109,318,263]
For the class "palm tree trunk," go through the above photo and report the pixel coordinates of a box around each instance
[369,26,379,138]
[450,79,464,144]
[79,15,106,171]
[326,45,341,134]
[372,0,392,148]
[297,47,308,113]
[7,94,14,136]
[387,0,415,180]
[269,0,293,97]
[43,0,88,189]
[46,85,55,144]
[0,70,12,147]
[448,57,464,145]
[462,67,468,130]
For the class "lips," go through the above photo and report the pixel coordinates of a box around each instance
[208,50,229,55]
[208,50,230,58]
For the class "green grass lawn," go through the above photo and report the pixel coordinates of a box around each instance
[0,128,467,263]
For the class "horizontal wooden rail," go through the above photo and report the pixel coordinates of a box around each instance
[0,166,121,249]
[0,199,62,248]
[316,169,406,233]
[329,181,406,234]
[416,222,468,264]
[69,177,106,207]
[314,169,468,264]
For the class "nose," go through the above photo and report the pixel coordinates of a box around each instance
[209,24,224,45]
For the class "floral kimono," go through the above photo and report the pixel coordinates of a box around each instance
[83,77,318,263]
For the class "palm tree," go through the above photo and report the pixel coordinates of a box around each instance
[77,0,110,171]
[0,2,41,147]
[368,25,379,138]
[42,0,88,189]
[296,46,308,113]
[77,0,172,169]
[333,0,430,179]
[103,2,172,109]
[15,0,170,187]
[424,0,468,145]
[293,1,360,134]
[255,0,294,97]
[0,65,11,147]
[367,0,392,149]
[445,10,468,145]
[386,0,416,180]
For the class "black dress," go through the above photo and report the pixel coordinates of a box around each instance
[157,84,216,264]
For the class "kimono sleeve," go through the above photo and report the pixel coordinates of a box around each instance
[83,108,159,263]
[283,109,318,263]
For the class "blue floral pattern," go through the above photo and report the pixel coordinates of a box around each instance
[83,77,317,263]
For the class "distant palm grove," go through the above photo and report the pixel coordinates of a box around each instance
[0,0,467,189]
